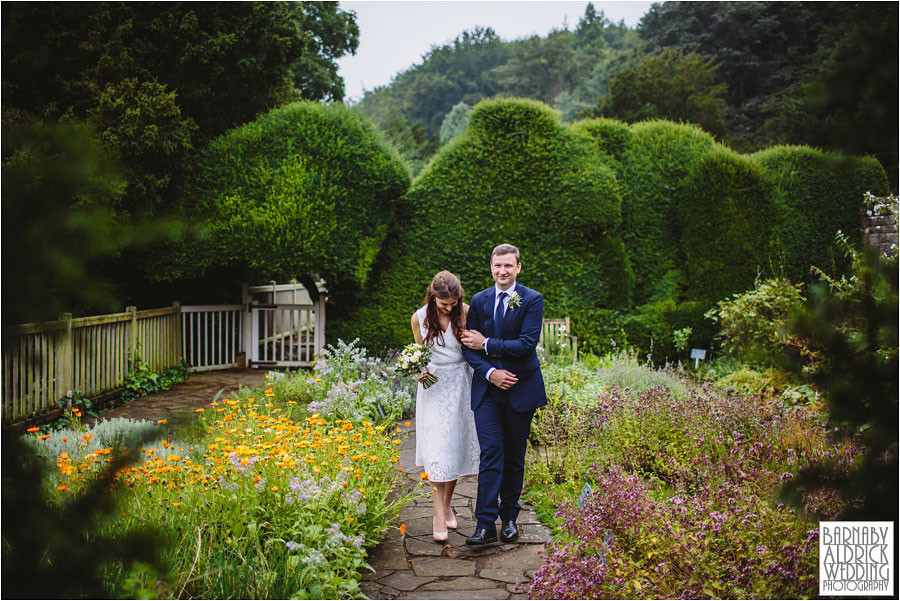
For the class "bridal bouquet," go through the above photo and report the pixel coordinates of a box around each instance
[396,343,438,389]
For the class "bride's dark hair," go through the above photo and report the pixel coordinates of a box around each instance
[422,271,466,346]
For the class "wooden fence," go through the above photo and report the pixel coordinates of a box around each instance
[3,304,182,424]
[2,293,326,425]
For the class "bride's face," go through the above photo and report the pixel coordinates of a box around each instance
[435,297,459,315]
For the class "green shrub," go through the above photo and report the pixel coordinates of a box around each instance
[340,98,632,351]
[569,117,633,165]
[705,277,806,365]
[678,147,777,304]
[185,101,410,311]
[617,120,720,303]
[752,146,889,283]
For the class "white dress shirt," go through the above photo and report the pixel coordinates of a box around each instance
[484,283,517,381]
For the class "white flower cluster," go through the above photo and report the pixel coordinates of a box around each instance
[395,343,431,376]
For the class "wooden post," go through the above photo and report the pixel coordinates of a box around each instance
[57,313,74,405]
[241,284,252,368]
[172,301,183,365]
[127,306,137,371]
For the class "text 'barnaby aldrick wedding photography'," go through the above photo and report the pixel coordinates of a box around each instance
[820,521,895,596]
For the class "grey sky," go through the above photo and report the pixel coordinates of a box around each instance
[336,1,655,103]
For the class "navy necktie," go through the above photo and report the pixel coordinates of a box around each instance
[494,291,508,336]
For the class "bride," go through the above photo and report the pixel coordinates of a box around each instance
[410,270,480,542]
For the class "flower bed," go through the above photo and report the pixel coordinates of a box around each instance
[25,369,417,598]
[526,357,858,599]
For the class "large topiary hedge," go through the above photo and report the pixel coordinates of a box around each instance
[752,146,889,282]
[336,98,632,352]
[183,101,410,308]
[678,147,777,304]
[569,118,633,165]
[617,121,720,304]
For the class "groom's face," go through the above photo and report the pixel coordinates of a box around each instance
[491,253,521,290]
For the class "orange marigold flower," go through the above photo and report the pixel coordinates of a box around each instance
[195,408,205,413]
[157,419,167,425]
[38,435,51,440]
[167,455,181,461]
[82,434,92,441]
[57,485,69,492]
[420,472,428,480]
[26,427,39,433]
[62,437,68,442]
[405,421,411,427]
[399,523,407,536]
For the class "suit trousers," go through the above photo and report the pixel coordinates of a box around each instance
[473,385,536,530]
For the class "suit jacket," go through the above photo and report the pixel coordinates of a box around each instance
[462,283,548,412]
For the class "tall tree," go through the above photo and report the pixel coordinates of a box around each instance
[638,1,829,149]
[599,49,728,139]
[2,2,359,217]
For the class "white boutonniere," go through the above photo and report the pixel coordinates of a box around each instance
[507,290,522,310]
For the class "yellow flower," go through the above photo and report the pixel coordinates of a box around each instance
[157,419,168,425]
[195,408,205,413]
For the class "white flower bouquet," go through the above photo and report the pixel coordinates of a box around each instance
[396,342,438,389]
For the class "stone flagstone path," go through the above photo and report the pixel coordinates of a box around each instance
[361,421,551,600]
[96,369,552,599]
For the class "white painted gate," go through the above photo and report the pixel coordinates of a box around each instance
[249,303,323,368]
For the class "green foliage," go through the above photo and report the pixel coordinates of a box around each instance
[705,278,806,365]
[618,120,718,303]
[185,102,409,311]
[762,2,898,186]
[1,122,127,326]
[638,2,832,150]
[2,2,359,216]
[600,49,729,139]
[340,98,631,352]
[753,146,889,282]
[569,117,633,164]
[438,101,472,144]
[2,430,162,599]
[121,352,189,405]
[678,148,777,304]
[377,109,440,177]
[305,339,415,422]
[780,244,897,520]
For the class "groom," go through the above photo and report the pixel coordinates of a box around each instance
[460,243,547,545]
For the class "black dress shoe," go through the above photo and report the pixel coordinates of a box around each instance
[500,520,519,543]
[465,527,499,546]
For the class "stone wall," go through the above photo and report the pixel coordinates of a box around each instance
[861,197,898,257]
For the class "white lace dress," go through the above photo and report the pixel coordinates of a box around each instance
[414,305,480,482]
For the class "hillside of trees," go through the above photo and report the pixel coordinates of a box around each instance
[352,1,898,185]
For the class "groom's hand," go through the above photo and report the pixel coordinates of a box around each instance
[489,369,518,390]
[460,329,486,350]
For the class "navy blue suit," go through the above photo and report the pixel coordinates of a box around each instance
[462,283,547,530]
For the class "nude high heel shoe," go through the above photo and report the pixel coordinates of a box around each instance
[445,509,458,530]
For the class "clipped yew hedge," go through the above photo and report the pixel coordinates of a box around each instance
[617,121,720,304]
[335,98,632,351]
[679,148,777,304]
[752,146,888,282]
[185,101,410,306]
